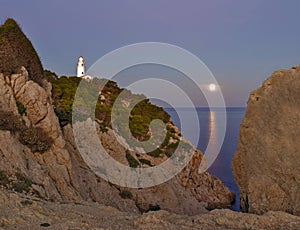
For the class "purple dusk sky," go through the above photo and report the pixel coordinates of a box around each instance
[1,0,300,106]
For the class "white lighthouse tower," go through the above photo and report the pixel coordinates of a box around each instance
[77,56,85,77]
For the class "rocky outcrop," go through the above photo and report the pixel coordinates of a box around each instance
[232,66,300,215]
[0,68,77,201]
[1,188,300,229]
[0,67,234,215]
[0,68,138,213]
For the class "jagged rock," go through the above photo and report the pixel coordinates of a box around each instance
[0,73,18,114]
[232,66,300,215]
[0,68,78,201]
[62,124,139,213]
[178,150,235,210]
[0,68,139,212]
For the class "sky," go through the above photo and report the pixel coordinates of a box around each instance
[1,0,300,106]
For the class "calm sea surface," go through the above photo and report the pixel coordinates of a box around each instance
[164,107,246,211]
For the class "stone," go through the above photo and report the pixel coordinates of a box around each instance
[232,66,300,215]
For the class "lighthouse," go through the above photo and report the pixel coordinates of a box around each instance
[76,56,93,80]
[77,56,85,77]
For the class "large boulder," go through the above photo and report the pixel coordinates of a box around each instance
[232,66,300,215]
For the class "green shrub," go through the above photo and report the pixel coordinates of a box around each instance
[16,101,26,115]
[0,171,9,187]
[167,141,179,149]
[12,181,29,193]
[129,115,151,140]
[161,131,172,148]
[0,111,24,132]
[40,223,50,227]
[51,77,172,140]
[18,127,53,153]
[12,173,32,193]
[20,200,33,205]
[164,140,180,157]
[99,124,108,133]
[147,148,162,158]
[0,111,53,153]
[139,159,152,166]
[119,190,133,199]
[125,151,140,168]
[0,171,6,180]
[147,204,160,212]
[43,69,57,82]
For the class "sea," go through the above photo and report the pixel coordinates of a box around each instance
[164,107,246,211]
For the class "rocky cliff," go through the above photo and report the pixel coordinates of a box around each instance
[0,18,236,216]
[0,67,234,215]
[0,68,139,212]
[232,66,300,215]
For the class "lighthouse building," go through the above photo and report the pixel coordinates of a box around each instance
[77,56,93,80]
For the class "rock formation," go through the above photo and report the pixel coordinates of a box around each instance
[0,68,138,212]
[0,67,235,215]
[232,66,300,215]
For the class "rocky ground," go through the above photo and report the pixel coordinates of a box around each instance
[1,188,300,230]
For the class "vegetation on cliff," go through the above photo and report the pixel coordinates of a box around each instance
[51,76,180,163]
[0,18,44,86]
[0,111,53,153]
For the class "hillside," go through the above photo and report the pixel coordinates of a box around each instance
[0,18,44,86]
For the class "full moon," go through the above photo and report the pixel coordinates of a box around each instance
[209,83,217,91]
